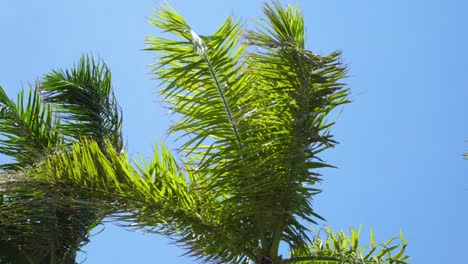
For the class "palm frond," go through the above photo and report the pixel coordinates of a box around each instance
[0,171,103,263]
[147,4,276,262]
[40,55,123,151]
[26,137,240,262]
[146,3,247,157]
[286,226,409,264]
[32,137,255,263]
[0,86,60,170]
[0,55,124,262]
[242,0,350,254]
[146,1,350,262]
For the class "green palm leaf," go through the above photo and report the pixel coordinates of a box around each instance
[0,86,60,170]
[32,137,253,263]
[1,55,124,262]
[242,0,349,254]
[40,55,123,151]
[147,4,268,261]
[146,1,349,262]
[287,227,409,264]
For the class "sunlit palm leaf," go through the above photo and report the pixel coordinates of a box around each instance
[287,226,409,264]
[147,7,267,261]
[32,137,252,263]
[146,1,349,262]
[146,4,247,157]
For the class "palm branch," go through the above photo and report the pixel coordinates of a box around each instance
[40,55,123,151]
[0,55,123,263]
[0,171,106,264]
[287,226,408,263]
[0,85,60,170]
[144,1,349,262]
[25,140,409,264]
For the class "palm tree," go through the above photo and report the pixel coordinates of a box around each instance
[0,1,409,263]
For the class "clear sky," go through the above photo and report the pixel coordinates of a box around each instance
[1,0,467,263]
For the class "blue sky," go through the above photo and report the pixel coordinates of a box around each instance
[1,0,467,263]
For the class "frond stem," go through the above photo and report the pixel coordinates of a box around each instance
[202,53,243,150]
[202,52,273,258]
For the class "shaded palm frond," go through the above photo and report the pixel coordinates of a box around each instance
[1,55,124,262]
[286,226,409,264]
[40,55,123,151]
[0,86,60,170]
[0,171,104,263]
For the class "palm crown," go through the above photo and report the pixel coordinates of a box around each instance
[0,1,408,263]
